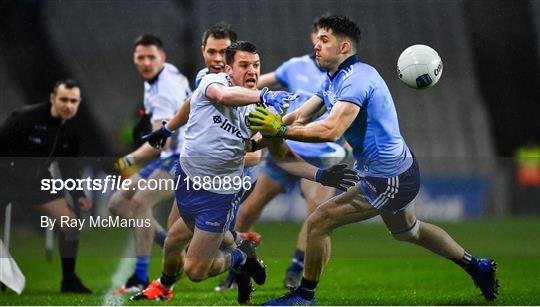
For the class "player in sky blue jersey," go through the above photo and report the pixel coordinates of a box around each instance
[250,15,498,305]
[234,16,348,290]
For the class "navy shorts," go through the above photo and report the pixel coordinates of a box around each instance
[174,163,241,233]
[138,154,178,179]
[357,158,420,214]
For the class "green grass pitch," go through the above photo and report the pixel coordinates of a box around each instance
[1,218,539,305]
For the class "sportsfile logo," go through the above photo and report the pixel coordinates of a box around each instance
[213,115,248,143]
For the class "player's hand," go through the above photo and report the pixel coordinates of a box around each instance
[77,197,93,212]
[248,107,287,138]
[258,87,297,114]
[114,155,134,171]
[143,121,173,150]
[315,164,360,191]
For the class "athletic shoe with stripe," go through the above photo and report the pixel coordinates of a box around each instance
[471,259,499,301]
[238,240,266,285]
[130,279,172,301]
[263,289,315,306]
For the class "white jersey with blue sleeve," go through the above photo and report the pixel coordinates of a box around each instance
[194,67,261,183]
[194,67,209,89]
[316,55,412,177]
[180,73,257,194]
[144,63,192,158]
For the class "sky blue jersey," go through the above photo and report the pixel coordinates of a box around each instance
[316,55,412,177]
[275,54,326,112]
[275,54,345,157]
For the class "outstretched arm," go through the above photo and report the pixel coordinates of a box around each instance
[166,96,191,131]
[282,95,326,126]
[206,83,261,106]
[250,100,359,142]
[266,138,359,191]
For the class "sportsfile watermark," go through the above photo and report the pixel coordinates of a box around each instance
[40,174,252,194]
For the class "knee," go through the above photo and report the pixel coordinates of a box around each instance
[391,220,421,242]
[306,206,332,236]
[131,195,150,215]
[108,193,122,216]
[184,262,207,282]
[108,191,129,217]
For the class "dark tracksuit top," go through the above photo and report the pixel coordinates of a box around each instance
[0,102,85,203]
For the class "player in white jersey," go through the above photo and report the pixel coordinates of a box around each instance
[107,34,191,294]
[249,15,498,305]
[131,41,359,304]
[234,16,348,289]
[166,23,263,237]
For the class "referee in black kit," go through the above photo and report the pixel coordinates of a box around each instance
[0,79,92,293]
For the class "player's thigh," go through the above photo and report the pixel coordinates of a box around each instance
[166,215,193,250]
[300,178,336,213]
[185,227,224,265]
[310,186,379,231]
[131,169,174,208]
[379,200,417,234]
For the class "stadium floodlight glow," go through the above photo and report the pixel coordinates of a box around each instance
[397,44,443,89]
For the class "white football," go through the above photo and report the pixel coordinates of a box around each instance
[397,44,443,89]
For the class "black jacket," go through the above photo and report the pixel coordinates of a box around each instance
[0,102,85,199]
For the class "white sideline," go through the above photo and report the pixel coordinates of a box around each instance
[101,238,135,306]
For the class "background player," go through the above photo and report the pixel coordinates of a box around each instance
[0,79,92,293]
[107,34,191,294]
[249,15,499,305]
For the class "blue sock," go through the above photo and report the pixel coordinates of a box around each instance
[297,277,318,300]
[134,256,150,283]
[287,249,305,273]
[154,231,167,247]
[230,248,246,271]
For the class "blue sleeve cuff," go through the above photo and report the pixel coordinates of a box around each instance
[315,169,323,182]
[339,97,363,108]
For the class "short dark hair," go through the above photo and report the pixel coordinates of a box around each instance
[312,13,331,33]
[201,22,237,47]
[133,33,163,50]
[53,78,80,94]
[225,41,258,65]
[316,15,361,50]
